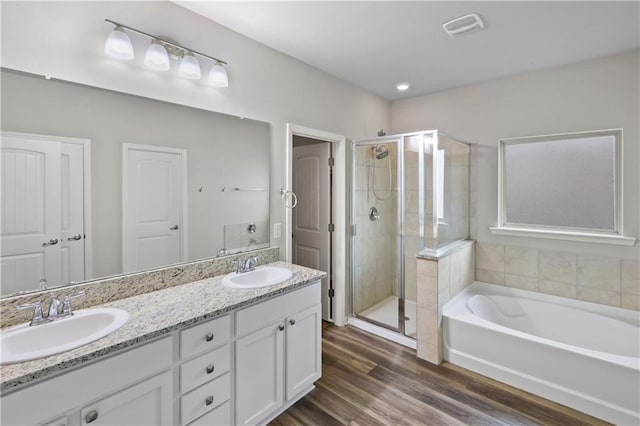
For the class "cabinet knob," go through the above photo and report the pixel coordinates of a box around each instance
[85,410,99,424]
[205,332,214,342]
[206,364,215,374]
[278,324,285,331]
[289,319,296,326]
[205,396,214,406]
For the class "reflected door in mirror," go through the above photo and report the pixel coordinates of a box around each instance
[1,133,87,295]
[123,144,186,273]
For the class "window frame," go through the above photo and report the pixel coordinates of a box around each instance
[490,128,635,246]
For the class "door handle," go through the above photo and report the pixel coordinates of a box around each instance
[67,234,83,241]
[42,238,59,246]
[169,225,179,230]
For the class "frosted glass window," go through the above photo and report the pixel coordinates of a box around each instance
[501,130,620,232]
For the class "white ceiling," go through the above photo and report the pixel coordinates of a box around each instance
[175,1,639,101]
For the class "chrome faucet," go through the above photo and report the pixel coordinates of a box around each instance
[236,255,259,274]
[16,291,86,326]
[48,295,62,320]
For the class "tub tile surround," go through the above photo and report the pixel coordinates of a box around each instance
[416,241,474,364]
[475,242,640,311]
[0,247,280,328]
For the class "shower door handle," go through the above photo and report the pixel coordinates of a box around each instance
[170,225,179,230]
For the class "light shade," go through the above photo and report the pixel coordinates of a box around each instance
[104,27,134,61]
[144,41,170,71]
[179,52,201,79]
[208,63,228,87]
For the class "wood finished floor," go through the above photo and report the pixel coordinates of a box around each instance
[270,323,610,426]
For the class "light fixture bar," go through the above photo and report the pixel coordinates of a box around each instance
[105,19,227,65]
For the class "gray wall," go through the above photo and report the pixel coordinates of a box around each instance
[0,1,391,264]
[391,50,639,261]
[1,70,270,279]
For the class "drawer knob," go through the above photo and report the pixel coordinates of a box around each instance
[278,324,285,331]
[206,364,215,374]
[205,395,214,406]
[289,319,296,326]
[85,410,99,424]
[205,332,214,342]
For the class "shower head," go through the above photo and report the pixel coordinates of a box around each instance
[374,144,389,160]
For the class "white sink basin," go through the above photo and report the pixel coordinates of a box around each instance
[222,266,293,289]
[0,308,129,365]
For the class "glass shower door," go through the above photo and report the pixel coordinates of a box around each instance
[351,139,402,332]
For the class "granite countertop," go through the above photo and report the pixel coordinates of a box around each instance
[0,261,326,392]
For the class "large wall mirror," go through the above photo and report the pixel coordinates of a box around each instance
[0,69,270,297]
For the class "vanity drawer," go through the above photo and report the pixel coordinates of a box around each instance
[188,401,231,426]
[180,373,231,425]
[180,315,230,359]
[180,344,230,394]
[235,282,320,337]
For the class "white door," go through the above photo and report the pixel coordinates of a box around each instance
[292,143,332,321]
[1,135,62,294]
[285,304,322,400]
[60,142,85,284]
[235,322,284,425]
[123,145,186,273]
[80,371,173,426]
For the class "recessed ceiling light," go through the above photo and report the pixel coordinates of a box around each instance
[396,82,410,92]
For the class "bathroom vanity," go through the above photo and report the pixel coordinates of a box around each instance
[0,263,324,426]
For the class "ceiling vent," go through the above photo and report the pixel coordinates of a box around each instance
[442,13,485,37]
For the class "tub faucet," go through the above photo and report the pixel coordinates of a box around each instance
[236,255,259,274]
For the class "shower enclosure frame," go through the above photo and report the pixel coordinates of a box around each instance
[350,135,407,335]
[349,130,472,339]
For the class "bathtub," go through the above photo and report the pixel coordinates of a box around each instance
[442,282,640,425]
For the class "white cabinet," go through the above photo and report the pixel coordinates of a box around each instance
[235,283,321,425]
[2,281,321,426]
[2,337,173,426]
[235,322,285,425]
[285,304,322,400]
[178,315,232,426]
[80,371,172,426]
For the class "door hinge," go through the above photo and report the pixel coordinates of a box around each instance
[351,224,357,236]
[328,288,335,298]
[328,157,335,167]
[328,223,335,233]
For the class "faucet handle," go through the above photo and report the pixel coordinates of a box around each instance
[62,291,86,316]
[16,302,48,325]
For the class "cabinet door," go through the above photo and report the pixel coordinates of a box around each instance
[286,304,322,400]
[235,321,285,425]
[80,371,172,426]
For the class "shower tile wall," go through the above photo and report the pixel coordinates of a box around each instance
[353,144,399,314]
[475,242,640,311]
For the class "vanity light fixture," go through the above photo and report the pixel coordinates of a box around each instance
[179,52,202,79]
[208,63,229,87]
[104,26,134,60]
[104,19,228,87]
[144,40,170,71]
[396,82,410,91]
